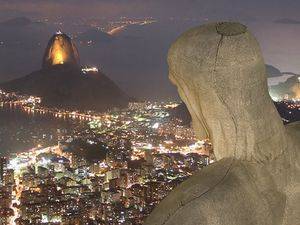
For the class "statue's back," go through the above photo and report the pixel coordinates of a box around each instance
[145,158,289,225]
[146,22,300,225]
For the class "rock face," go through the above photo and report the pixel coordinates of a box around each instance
[145,22,300,225]
[42,32,80,69]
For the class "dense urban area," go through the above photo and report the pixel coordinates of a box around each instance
[0,89,213,224]
[1,88,299,224]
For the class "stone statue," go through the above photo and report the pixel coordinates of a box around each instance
[145,22,300,225]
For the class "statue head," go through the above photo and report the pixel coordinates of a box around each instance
[168,22,286,161]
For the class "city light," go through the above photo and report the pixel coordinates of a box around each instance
[0,88,213,224]
[81,66,99,74]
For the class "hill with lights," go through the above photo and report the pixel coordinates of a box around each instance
[0,32,131,111]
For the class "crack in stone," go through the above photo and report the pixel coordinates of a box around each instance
[212,33,239,159]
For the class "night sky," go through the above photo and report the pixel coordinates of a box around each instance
[0,0,300,100]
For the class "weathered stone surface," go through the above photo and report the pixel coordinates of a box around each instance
[145,22,300,225]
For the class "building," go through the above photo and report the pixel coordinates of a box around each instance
[0,157,8,186]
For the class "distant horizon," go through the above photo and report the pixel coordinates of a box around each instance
[1,17,299,101]
[1,0,300,100]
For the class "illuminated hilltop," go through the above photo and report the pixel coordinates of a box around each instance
[0,32,131,111]
[42,31,80,68]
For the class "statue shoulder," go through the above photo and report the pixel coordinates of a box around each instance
[145,158,275,225]
[285,121,300,179]
[144,158,234,225]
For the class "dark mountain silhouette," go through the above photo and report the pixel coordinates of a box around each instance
[269,75,300,99]
[281,72,299,76]
[169,102,191,126]
[0,65,131,111]
[265,64,299,78]
[64,138,109,163]
[0,17,32,27]
[76,29,113,43]
[266,64,282,77]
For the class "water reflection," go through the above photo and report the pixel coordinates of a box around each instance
[0,104,82,156]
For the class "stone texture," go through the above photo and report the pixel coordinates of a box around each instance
[144,22,300,225]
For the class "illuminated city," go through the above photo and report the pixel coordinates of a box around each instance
[0,1,300,225]
[0,89,213,224]
[1,86,299,224]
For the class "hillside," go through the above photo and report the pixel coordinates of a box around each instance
[0,65,131,111]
